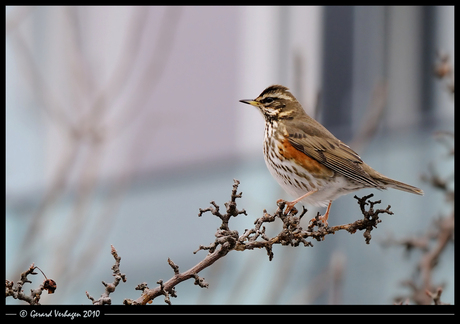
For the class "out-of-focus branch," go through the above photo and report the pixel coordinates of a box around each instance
[388,155,454,305]
[388,211,454,305]
[122,179,394,305]
[6,7,183,299]
[112,6,183,135]
[425,287,450,305]
[434,51,454,95]
[389,52,454,305]
[349,81,388,153]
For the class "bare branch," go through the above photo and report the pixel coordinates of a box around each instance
[434,51,454,95]
[389,93,454,304]
[5,263,56,305]
[426,287,450,305]
[231,193,392,261]
[123,179,394,304]
[86,245,126,305]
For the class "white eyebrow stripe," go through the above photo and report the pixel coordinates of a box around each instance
[260,92,293,101]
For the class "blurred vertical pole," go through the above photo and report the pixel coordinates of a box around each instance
[321,6,354,141]
[420,6,437,126]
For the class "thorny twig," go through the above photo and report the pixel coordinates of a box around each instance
[86,245,127,305]
[123,179,394,304]
[5,263,56,305]
[123,180,247,305]
[217,192,391,261]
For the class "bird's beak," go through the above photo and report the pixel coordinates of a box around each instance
[239,99,259,106]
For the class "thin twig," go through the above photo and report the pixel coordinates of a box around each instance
[123,179,394,304]
[6,263,56,305]
[86,245,127,305]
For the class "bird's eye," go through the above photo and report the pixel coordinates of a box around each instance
[262,97,274,104]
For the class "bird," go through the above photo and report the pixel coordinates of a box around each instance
[239,85,423,226]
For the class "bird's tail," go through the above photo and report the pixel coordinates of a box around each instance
[362,163,424,195]
[378,176,424,195]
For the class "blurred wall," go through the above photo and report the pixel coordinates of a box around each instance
[6,6,453,305]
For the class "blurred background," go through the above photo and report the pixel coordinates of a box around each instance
[6,6,454,305]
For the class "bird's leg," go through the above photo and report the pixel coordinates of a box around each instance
[278,189,318,215]
[316,200,332,227]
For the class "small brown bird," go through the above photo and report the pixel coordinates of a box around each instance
[240,85,423,226]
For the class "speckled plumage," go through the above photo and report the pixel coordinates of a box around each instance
[240,85,423,224]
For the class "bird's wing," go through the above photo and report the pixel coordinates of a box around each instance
[286,119,382,188]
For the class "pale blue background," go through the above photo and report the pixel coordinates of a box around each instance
[6,6,454,305]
